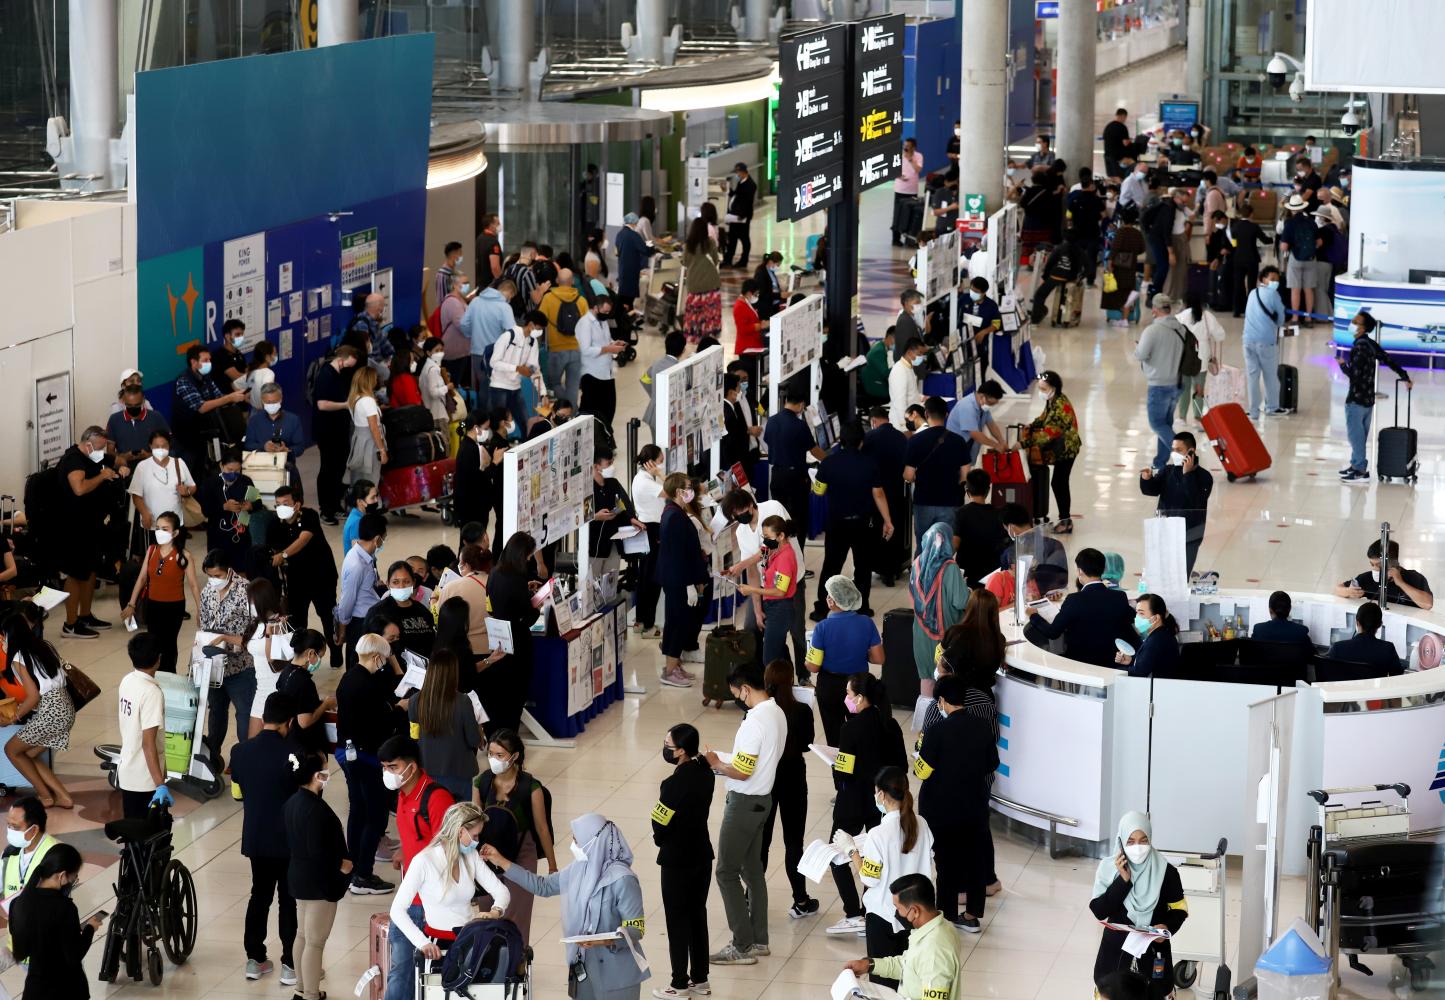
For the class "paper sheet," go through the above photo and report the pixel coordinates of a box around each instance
[836,355,868,372]
[611,524,643,540]
[808,743,839,766]
[831,970,863,1000]
[910,694,932,732]
[1122,930,1155,958]
[560,932,621,945]
[797,839,850,882]
[486,617,515,654]
[395,651,429,695]
[620,530,651,555]
[792,684,816,706]
[435,567,462,592]
[29,587,67,611]
[1027,598,1060,623]
[467,691,489,725]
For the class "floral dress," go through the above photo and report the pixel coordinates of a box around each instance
[1022,393,1082,466]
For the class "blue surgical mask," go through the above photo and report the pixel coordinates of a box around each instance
[969,291,982,302]
[739,381,749,394]
[1265,279,1279,290]
[460,839,478,854]
[221,471,238,483]
[911,355,924,367]
[199,361,213,376]
[1134,615,1152,636]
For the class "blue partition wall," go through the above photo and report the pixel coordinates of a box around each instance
[134,34,434,435]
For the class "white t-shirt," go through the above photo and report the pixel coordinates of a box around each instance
[128,457,195,522]
[352,395,381,429]
[734,499,804,567]
[117,670,165,792]
[12,652,63,697]
[725,697,786,796]
[632,471,665,523]
[238,367,275,410]
[857,809,936,930]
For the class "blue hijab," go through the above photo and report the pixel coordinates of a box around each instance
[910,523,958,640]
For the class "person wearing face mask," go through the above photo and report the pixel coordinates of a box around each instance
[196,548,259,754]
[1089,811,1188,997]
[893,289,925,362]
[1114,594,1181,677]
[244,382,305,476]
[731,281,765,361]
[172,343,249,478]
[1335,311,1413,485]
[417,334,452,432]
[310,345,363,524]
[857,327,894,410]
[735,515,801,675]
[489,310,548,432]
[651,722,716,999]
[588,447,645,580]
[269,484,342,660]
[127,428,197,535]
[341,478,380,552]
[1139,431,1213,575]
[655,474,707,688]
[2,797,58,928]
[336,513,387,666]
[763,386,828,543]
[284,750,354,1000]
[944,380,1008,470]
[842,873,961,1000]
[720,161,757,269]
[391,801,508,968]
[1021,370,1082,532]
[228,693,302,986]
[362,562,436,659]
[107,377,168,481]
[406,650,480,802]
[440,272,475,390]
[197,447,257,570]
[453,410,508,543]
[1025,548,1137,667]
[576,292,627,427]
[483,813,649,998]
[54,426,122,639]
[720,372,763,481]
[272,630,337,755]
[823,673,908,939]
[630,446,668,636]
[1335,538,1433,610]
[10,841,105,998]
[236,339,278,410]
[433,241,465,315]
[335,633,403,895]
[959,276,1003,374]
[473,728,556,945]
[750,251,785,321]
[888,337,927,431]
[211,318,250,387]
[122,511,200,672]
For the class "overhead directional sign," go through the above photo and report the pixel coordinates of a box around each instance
[852,13,905,192]
[777,23,850,222]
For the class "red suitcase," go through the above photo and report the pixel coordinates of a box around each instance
[379,458,455,509]
[1201,402,1271,482]
[982,435,1032,517]
[367,912,390,1000]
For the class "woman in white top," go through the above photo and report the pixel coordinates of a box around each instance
[3,607,76,808]
[346,365,388,485]
[127,428,197,531]
[833,765,934,993]
[236,340,278,410]
[630,445,667,636]
[419,336,452,431]
[1178,288,1227,424]
[391,802,509,959]
[244,577,291,739]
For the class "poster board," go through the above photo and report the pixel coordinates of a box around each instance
[654,344,725,474]
[985,203,1021,303]
[767,293,825,412]
[916,228,959,306]
[34,372,72,469]
[502,416,594,556]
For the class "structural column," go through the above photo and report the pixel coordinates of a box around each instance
[68,0,118,181]
[958,0,1007,214]
[1055,0,1098,177]
[744,0,771,41]
[1186,0,1206,99]
[634,0,667,62]
[498,0,535,94]
[318,0,360,47]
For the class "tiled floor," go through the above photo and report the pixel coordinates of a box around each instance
[13,47,1440,1000]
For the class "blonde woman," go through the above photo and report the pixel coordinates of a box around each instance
[346,365,388,485]
[390,802,509,959]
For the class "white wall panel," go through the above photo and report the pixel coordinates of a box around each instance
[0,224,74,344]
[1306,0,1445,94]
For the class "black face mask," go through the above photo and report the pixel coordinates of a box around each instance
[905,419,918,432]
[735,511,754,526]
[365,502,382,514]
[125,404,144,417]
[895,907,913,928]
[762,537,780,550]
[661,745,678,765]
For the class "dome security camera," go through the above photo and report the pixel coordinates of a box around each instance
[1288,73,1306,103]
[1341,108,1360,136]
[1266,53,1290,89]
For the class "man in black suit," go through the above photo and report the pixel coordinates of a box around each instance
[721,162,757,268]
[1325,602,1403,676]
[1251,590,1312,645]
[862,406,909,585]
[1024,548,1136,667]
[1220,214,1271,317]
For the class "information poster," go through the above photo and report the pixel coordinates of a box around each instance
[34,372,71,468]
[222,231,266,336]
[916,229,959,305]
[504,418,594,548]
[768,293,826,410]
[655,345,725,472]
[340,226,378,287]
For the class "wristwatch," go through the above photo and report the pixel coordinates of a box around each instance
[867,959,875,973]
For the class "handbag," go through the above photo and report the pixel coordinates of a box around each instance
[1101,270,1118,294]
[179,492,205,528]
[61,659,101,712]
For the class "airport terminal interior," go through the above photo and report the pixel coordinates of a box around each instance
[0,1,1442,999]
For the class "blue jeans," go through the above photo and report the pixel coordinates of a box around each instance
[1242,340,1279,418]
[1146,236,1170,296]
[1345,401,1372,472]
[913,504,957,551]
[1146,385,1181,470]
[546,349,581,404]
[205,669,257,760]
[384,902,425,1000]
[490,386,528,432]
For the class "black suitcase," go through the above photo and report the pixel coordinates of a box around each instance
[385,430,447,469]
[1277,363,1298,412]
[1377,381,1418,482]
[1186,261,1211,301]
[703,625,755,708]
[382,404,434,437]
[881,608,919,709]
[1209,265,1231,312]
[1332,839,1443,957]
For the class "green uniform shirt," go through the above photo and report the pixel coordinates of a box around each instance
[870,913,962,1000]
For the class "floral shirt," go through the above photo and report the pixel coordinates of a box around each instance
[199,578,255,677]
[1023,393,1082,464]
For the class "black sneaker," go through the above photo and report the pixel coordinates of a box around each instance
[788,897,820,919]
[953,916,982,934]
[79,614,113,630]
[348,874,395,895]
[321,513,340,526]
[61,622,99,640]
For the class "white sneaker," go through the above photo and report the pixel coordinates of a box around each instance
[652,989,691,999]
[688,981,712,996]
[825,915,866,936]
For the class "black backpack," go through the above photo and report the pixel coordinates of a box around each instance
[441,918,527,991]
[475,770,553,859]
[553,296,582,339]
[1172,319,1203,378]
[304,352,332,408]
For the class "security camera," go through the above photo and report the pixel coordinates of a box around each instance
[1266,53,1290,89]
[1341,108,1360,136]
[1288,73,1305,103]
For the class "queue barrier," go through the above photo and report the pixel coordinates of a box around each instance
[990,792,1081,860]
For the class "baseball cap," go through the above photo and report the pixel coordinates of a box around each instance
[119,368,143,385]
[1151,293,1173,311]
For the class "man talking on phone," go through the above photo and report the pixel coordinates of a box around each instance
[1139,431,1214,575]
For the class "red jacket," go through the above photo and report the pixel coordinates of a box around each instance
[733,298,764,354]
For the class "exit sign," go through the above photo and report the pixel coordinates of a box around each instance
[1036,1,1060,17]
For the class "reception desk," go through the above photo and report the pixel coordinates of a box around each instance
[990,590,1445,874]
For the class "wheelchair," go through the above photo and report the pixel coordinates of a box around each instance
[97,803,198,986]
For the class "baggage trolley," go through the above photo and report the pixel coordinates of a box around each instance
[1162,837,1232,997]
[1305,782,1442,992]
[642,251,680,335]
[413,937,533,999]
[95,639,225,799]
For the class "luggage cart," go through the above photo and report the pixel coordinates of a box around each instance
[95,640,225,800]
[642,252,680,335]
[1162,837,1231,997]
[1306,782,1442,993]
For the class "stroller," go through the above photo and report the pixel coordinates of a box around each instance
[97,803,198,985]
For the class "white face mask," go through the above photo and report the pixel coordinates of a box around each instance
[206,574,229,590]
[1371,569,1381,582]
[600,466,617,480]
[910,305,924,321]
[875,796,888,814]
[1168,451,1186,467]
[6,827,32,850]
[88,448,106,464]
[389,586,414,602]
[264,402,282,415]
[154,529,174,546]
[455,256,464,266]
[569,839,589,864]
[488,755,511,775]
[151,447,169,461]
[381,767,409,791]
[1124,843,1152,866]
[275,504,295,520]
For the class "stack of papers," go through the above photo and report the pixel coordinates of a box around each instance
[808,743,839,766]
[797,839,851,882]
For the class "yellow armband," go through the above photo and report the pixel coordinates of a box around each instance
[486,596,493,613]
[833,751,856,775]
[1168,898,1189,912]
[912,755,934,780]
[409,722,420,740]
[922,987,952,1000]
[812,479,828,496]
[230,780,243,801]
[732,751,758,776]
[805,646,825,667]
[860,857,883,880]
[622,917,645,935]
[650,801,675,826]
[773,573,791,594]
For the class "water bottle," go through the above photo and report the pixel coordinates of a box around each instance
[344,739,357,763]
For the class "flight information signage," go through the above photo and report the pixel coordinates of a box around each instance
[778,24,849,221]
[853,14,905,192]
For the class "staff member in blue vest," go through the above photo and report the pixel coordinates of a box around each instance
[810,424,893,622]
[762,387,827,544]
[805,576,884,747]
[958,277,1003,383]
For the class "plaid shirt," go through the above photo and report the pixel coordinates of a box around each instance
[1341,334,1408,408]
[174,369,221,414]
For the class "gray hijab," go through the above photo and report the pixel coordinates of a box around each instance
[562,813,634,962]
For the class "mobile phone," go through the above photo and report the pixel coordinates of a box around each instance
[92,909,108,922]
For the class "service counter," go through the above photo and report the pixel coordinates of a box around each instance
[990,590,1445,874]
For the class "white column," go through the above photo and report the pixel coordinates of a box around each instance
[1055,0,1098,177]
[634,0,666,62]
[68,0,118,181]
[958,0,1007,213]
[498,0,535,94]
[744,0,770,41]
[1186,0,1206,98]
[318,0,360,47]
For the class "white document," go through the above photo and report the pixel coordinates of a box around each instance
[467,691,489,725]
[1027,598,1060,623]
[808,743,839,766]
[792,684,816,707]
[797,839,849,882]
[964,312,983,328]
[395,650,429,695]
[831,970,862,1000]
[560,932,622,945]
[267,298,283,331]
[910,694,932,732]
[611,524,643,540]
[620,530,651,555]
[836,355,868,372]
[29,587,67,611]
[486,617,515,654]
[1143,516,1190,610]
[1123,930,1155,958]
[435,567,462,592]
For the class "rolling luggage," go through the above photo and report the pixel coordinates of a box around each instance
[1186,261,1211,301]
[983,431,1031,516]
[367,912,390,1000]
[1204,364,1245,410]
[379,458,455,510]
[1276,363,1298,412]
[386,430,448,469]
[702,623,755,708]
[1377,380,1418,483]
[1209,265,1232,312]
[1333,840,1442,957]
[881,607,919,709]
[1201,402,1271,481]
[381,404,434,437]
[1051,281,1083,328]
